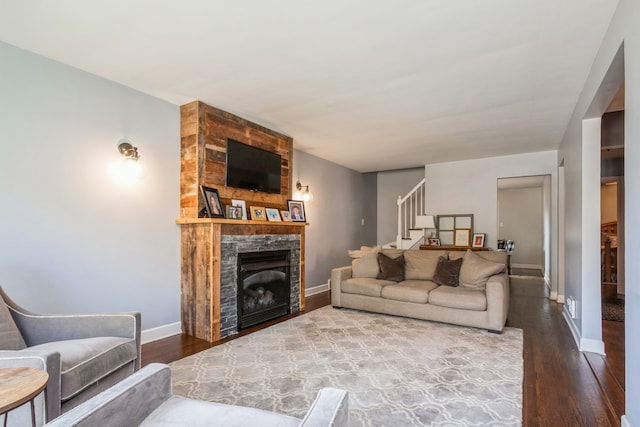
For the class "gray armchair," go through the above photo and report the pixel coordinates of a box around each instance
[0,286,141,425]
[45,363,349,427]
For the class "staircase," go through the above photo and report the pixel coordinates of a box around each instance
[392,178,428,249]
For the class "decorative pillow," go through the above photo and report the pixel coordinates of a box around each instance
[432,256,463,287]
[376,253,405,282]
[352,249,381,278]
[0,297,26,350]
[459,250,506,289]
[404,250,447,280]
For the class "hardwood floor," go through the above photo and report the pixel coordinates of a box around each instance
[142,281,623,426]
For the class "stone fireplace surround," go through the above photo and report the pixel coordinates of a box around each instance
[220,234,300,338]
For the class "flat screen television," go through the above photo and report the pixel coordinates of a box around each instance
[226,139,282,194]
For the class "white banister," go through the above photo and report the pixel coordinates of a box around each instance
[396,178,427,248]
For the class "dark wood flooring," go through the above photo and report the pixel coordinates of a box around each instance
[142,281,624,426]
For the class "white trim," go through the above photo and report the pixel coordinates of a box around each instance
[562,310,605,354]
[511,263,543,270]
[141,322,181,344]
[563,310,581,349]
[305,282,330,297]
[549,291,558,301]
[580,337,605,355]
[556,294,565,304]
[621,415,631,427]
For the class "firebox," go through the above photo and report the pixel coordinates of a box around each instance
[237,250,291,330]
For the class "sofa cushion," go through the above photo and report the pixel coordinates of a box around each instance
[377,253,405,282]
[404,250,447,281]
[351,249,381,278]
[428,286,487,311]
[459,250,506,289]
[432,256,463,287]
[0,297,26,350]
[341,278,394,297]
[380,280,437,303]
[141,395,301,427]
[474,250,508,269]
[29,336,137,401]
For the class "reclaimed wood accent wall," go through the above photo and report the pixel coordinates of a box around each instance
[180,101,293,218]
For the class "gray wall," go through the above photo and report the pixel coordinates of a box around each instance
[376,168,425,245]
[0,41,377,336]
[0,41,181,330]
[294,150,377,288]
[558,0,638,422]
[497,187,543,267]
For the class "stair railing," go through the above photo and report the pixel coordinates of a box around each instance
[396,178,426,248]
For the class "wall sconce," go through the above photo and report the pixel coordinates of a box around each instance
[118,139,140,161]
[414,215,436,244]
[116,139,142,179]
[295,180,314,202]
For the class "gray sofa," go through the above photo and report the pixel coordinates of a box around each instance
[45,363,349,427]
[331,248,510,333]
[0,286,141,425]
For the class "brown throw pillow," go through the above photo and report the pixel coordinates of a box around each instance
[377,252,405,282]
[432,256,463,287]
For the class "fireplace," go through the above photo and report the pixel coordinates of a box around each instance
[237,250,291,330]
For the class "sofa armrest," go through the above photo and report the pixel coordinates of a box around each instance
[299,387,349,427]
[44,363,172,427]
[330,266,352,307]
[485,273,510,332]
[0,349,62,422]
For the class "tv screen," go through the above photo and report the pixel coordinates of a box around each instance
[226,139,282,194]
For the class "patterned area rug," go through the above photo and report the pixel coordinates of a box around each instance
[602,298,625,322]
[170,307,523,426]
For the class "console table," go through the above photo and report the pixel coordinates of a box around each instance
[419,245,489,251]
[0,367,48,427]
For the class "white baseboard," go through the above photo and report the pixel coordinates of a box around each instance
[562,310,605,354]
[621,415,631,427]
[305,282,330,297]
[511,263,543,270]
[556,294,565,304]
[141,322,181,344]
[549,291,558,301]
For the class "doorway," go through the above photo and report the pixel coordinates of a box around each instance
[497,175,551,284]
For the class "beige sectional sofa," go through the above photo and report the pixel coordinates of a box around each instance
[330,248,510,333]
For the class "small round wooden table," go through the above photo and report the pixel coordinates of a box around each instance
[0,368,48,427]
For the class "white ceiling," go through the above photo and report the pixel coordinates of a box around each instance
[0,1,619,172]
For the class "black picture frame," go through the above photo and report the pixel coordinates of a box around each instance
[200,186,225,218]
[288,200,306,222]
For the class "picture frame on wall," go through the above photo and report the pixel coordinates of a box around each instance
[231,199,247,220]
[250,206,267,221]
[265,208,281,222]
[287,200,306,222]
[200,186,225,218]
[454,228,471,247]
[472,233,485,248]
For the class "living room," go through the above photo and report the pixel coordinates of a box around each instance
[0,1,638,426]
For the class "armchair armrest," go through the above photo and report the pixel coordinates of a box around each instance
[44,363,172,427]
[330,266,352,308]
[0,350,62,422]
[485,273,510,332]
[300,387,349,427]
